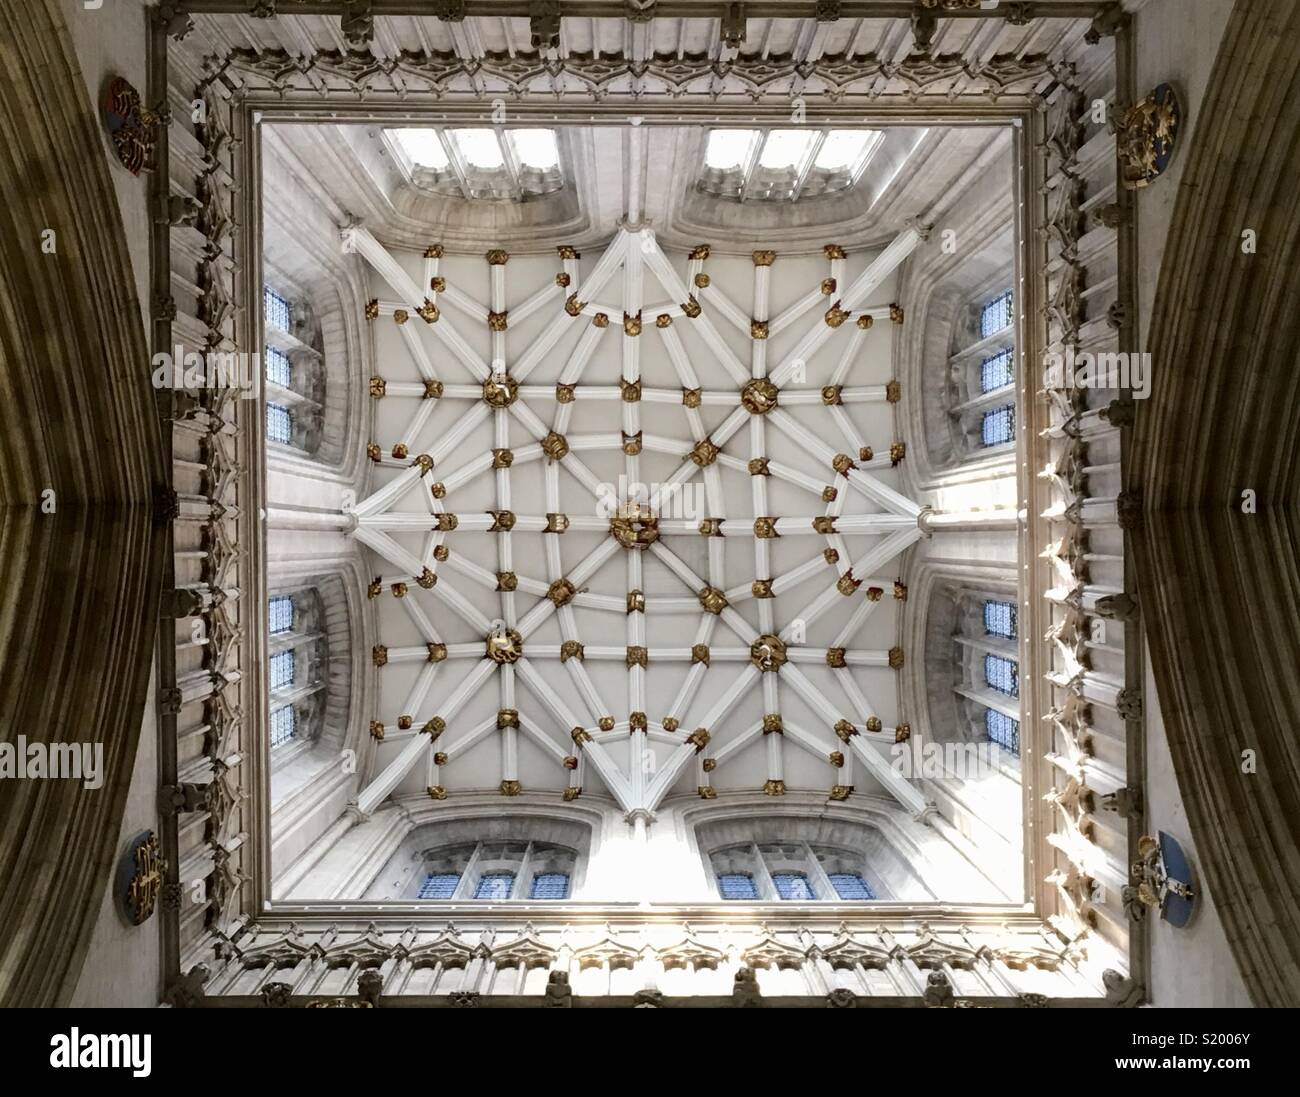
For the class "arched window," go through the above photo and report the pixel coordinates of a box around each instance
[709,841,880,902]
[697,127,884,201]
[946,283,1018,458]
[951,591,1022,759]
[262,281,326,455]
[266,589,329,757]
[384,127,564,199]
[411,840,577,901]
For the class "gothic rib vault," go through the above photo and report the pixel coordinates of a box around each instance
[346,224,930,819]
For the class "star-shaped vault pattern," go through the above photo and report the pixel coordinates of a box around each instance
[342,222,930,820]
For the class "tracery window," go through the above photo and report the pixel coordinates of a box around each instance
[412,840,577,901]
[952,590,1022,761]
[266,590,329,757]
[385,127,564,200]
[948,283,1018,456]
[709,841,880,901]
[697,127,884,201]
[262,276,325,455]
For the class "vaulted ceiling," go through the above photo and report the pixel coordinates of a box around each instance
[345,217,931,813]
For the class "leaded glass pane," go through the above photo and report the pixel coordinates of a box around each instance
[980,290,1013,338]
[268,596,293,634]
[985,709,1020,755]
[985,654,1019,697]
[264,287,291,332]
[828,872,874,900]
[266,347,291,387]
[418,873,460,899]
[718,872,759,900]
[983,600,1017,640]
[474,872,515,900]
[772,872,815,900]
[529,872,570,899]
[980,348,1014,393]
[267,402,292,444]
[981,404,1015,446]
[270,650,295,691]
[269,705,295,747]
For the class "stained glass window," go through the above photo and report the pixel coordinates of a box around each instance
[269,705,295,747]
[980,290,1013,338]
[772,872,815,900]
[981,404,1015,446]
[266,347,291,388]
[267,402,292,444]
[980,349,1014,393]
[986,709,1020,755]
[268,596,293,634]
[529,872,570,899]
[985,654,1020,697]
[718,872,759,900]
[983,600,1017,640]
[418,873,461,899]
[264,287,291,332]
[473,872,515,900]
[828,872,874,900]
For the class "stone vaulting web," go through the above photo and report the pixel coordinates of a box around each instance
[342,224,932,818]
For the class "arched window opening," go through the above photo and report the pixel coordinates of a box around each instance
[950,590,1022,762]
[384,126,565,200]
[708,840,881,902]
[266,589,329,757]
[697,126,884,202]
[411,839,578,901]
[946,282,1018,458]
[262,280,326,455]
